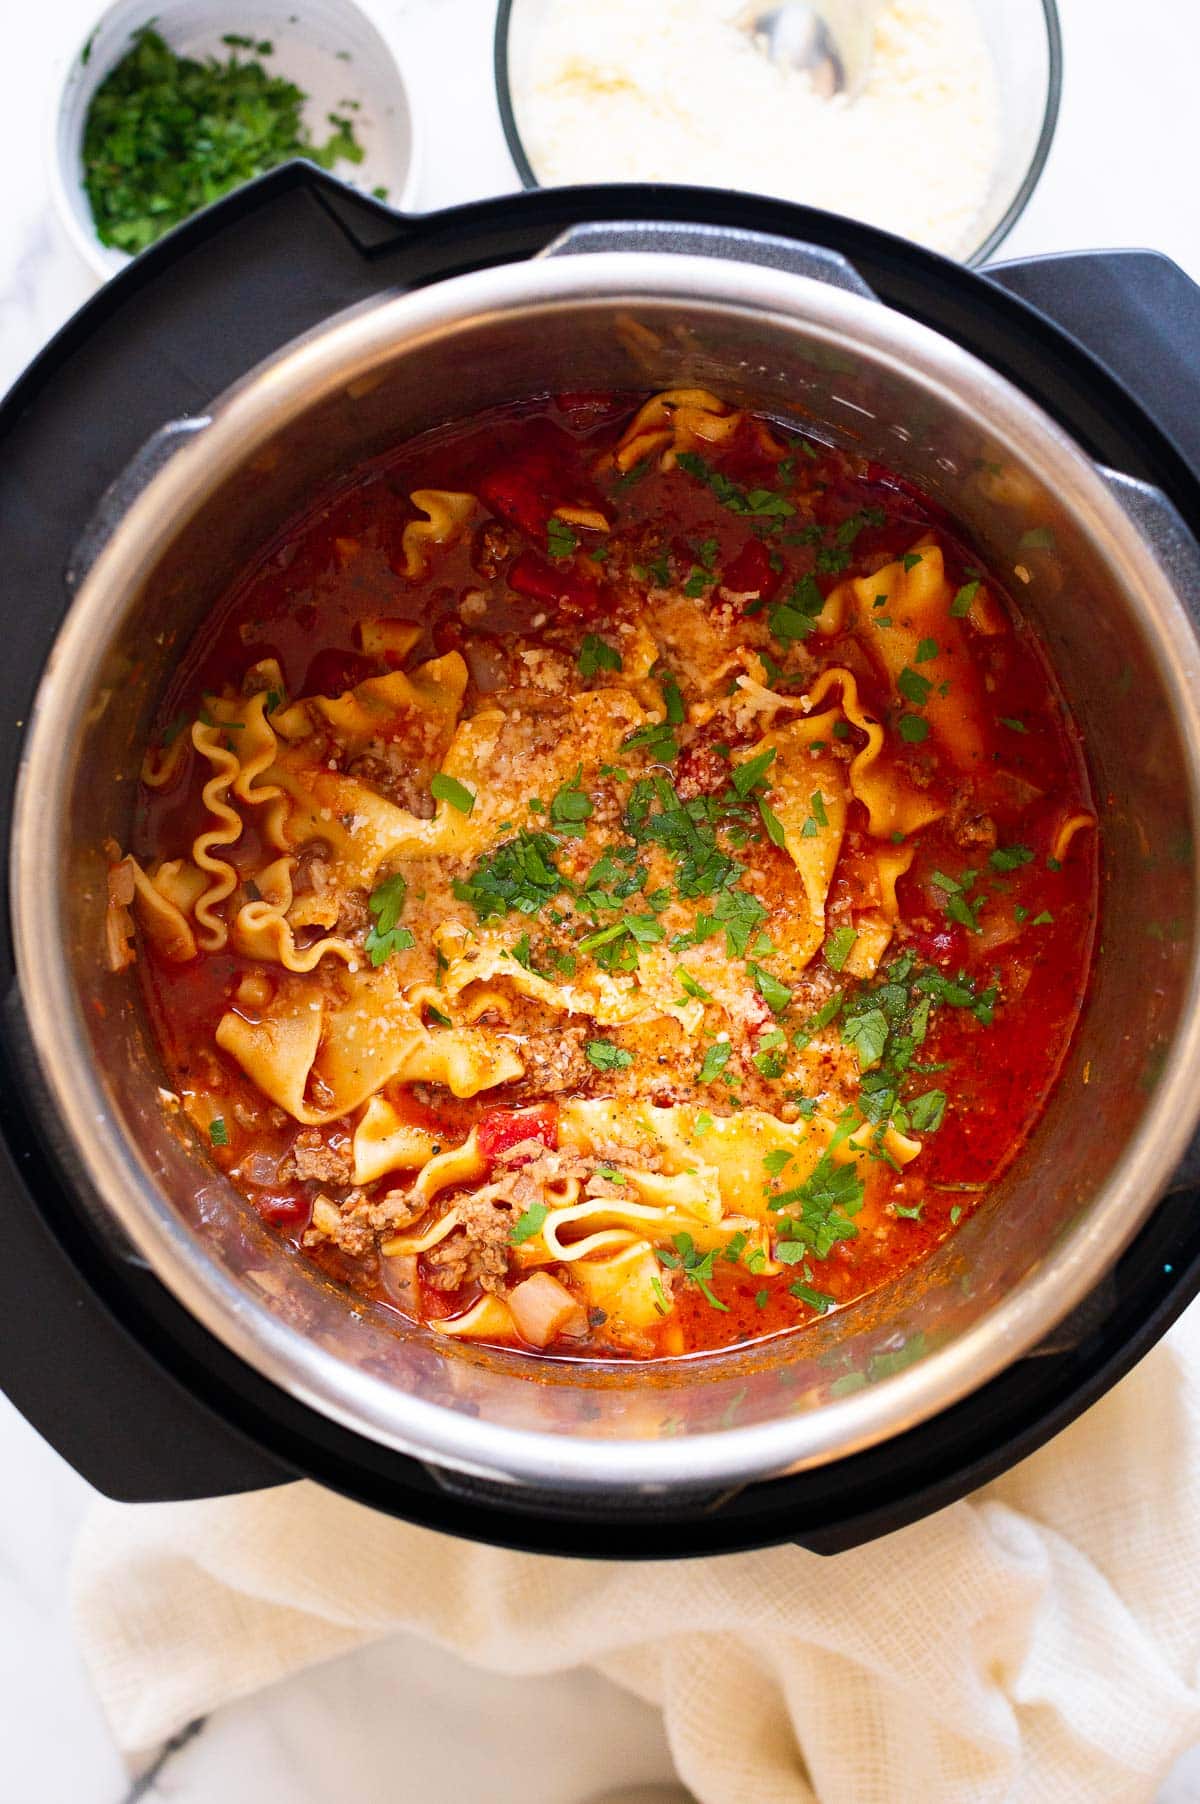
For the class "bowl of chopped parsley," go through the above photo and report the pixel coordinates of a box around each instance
[52,0,420,277]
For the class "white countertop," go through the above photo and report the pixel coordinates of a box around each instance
[4,0,1200,1799]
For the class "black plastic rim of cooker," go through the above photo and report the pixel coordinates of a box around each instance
[3,168,1200,1560]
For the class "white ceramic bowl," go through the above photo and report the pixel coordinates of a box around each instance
[51,0,421,280]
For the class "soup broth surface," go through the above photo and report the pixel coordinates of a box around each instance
[119,390,1098,1361]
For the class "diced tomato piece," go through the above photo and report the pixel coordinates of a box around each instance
[723,538,783,605]
[478,455,560,541]
[906,923,968,968]
[475,1102,559,1167]
[301,648,377,698]
[508,551,605,619]
[258,1195,310,1229]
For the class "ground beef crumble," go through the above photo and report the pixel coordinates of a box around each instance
[281,1128,354,1187]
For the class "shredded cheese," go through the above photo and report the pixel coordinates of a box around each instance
[514,0,1000,259]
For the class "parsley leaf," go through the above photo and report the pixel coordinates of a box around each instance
[751,964,792,1013]
[698,1041,732,1084]
[950,579,980,618]
[510,1203,548,1246]
[622,720,679,762]
[733,746,777,797]
[789,1280,835,1313]
[989,843,1034,873]
[548,769,594,837]
[907,1090,947,1132]
[897,714,930,744]
[209,1117,229,1147]
[657,1232,729,1310]
[586,1040,633,1071]
[453,831,569,921]
[546,516,579,558]
[431,772,475,814]
[578,634,622,677]
[365,872,416,965]
[843,1007,889,1070]
[897,666,933,707]
[824,925,858,972]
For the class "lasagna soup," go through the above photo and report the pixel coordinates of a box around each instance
[111,388,1098,1360]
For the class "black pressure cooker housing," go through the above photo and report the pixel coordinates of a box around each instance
[4,168,1200,1557]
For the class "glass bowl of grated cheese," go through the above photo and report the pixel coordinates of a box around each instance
[494,0,1061,265]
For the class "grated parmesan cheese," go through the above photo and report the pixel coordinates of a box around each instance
[513,0,1000,259]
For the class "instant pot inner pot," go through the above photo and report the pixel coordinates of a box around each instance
[46,291,1197,1462]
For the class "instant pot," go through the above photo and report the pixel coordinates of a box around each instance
[5,167,1200,1558]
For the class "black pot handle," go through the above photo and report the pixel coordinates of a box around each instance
[984,250,1200,478]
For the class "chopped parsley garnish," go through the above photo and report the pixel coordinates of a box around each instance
[82,28,366,255]
[675,451,796,520]
[893,1200,923,1222]
[795,991,844,1046]
[453,831,568,921]
[931,868,985,935]
[365,872,415,965]
[915,638,939,663]
[676,966,713,1001]
[768,574,825,645]
[989,843,1034,873]
[842,1006,889,1070]
[751,964,792,1014]
[897,714,930,744]
[546,517,579,558]
[790,1281,835,1313]
[1032,910,1054,926]
[950,579,980,618]
[208,1117,229,1147]
[998,716,1028,734]
[657,1232,729,1310]
[902,553,923,572]
[431,772,475,814]
[698,1040,732,1084]
[810,789,829,828]
[621,720,679,762]
[510,1202,548,1246]
[548,769,594,837]
[770,1119,865,1258]
[764,1149,793,1177]
[907,1090,947,1132]
[660,671,686,725]
[897,666,933,707]
[758,798,787,849]
[578,913,664,973]
[612,457,650,491]
[824,925,858,972]
[586,1040,633,1072]
[753,1036,788,1080]
[733,747,777,797]
[578,634,622,677]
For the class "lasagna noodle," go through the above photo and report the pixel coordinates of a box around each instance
[804,666,945,840]
[825,538,990,771]
[400,489,476,579]
[216,969,524,1123]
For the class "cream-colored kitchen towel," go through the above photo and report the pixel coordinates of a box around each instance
[73,1302,1200,1803]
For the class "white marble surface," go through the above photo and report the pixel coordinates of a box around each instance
[4,0,1200,1798]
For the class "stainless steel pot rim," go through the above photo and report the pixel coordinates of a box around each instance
[14,250,1200,1494]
